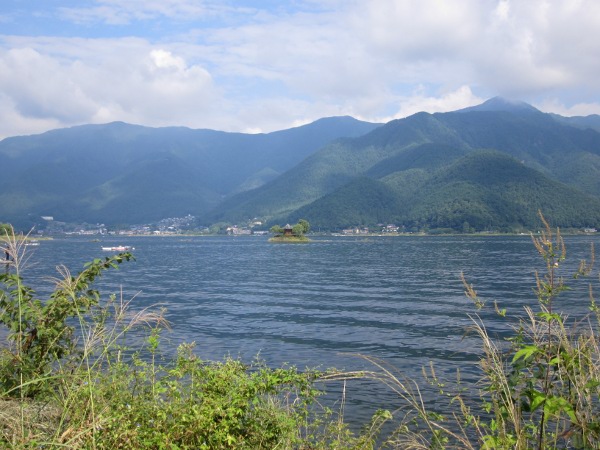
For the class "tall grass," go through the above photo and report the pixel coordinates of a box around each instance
[0,228,383,449]
[3,212,600,448]
[357,212,600,449]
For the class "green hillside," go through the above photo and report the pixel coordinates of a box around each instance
[208,115,467,223]
[409,151,600,231]
[287,151,600,232]
[214,98,600,232]
[0,117,380,228]
[3,97,600,232]
[287,177,403,229]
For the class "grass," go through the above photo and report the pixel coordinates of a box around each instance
[0,227,381,449]
[2,211,600,448]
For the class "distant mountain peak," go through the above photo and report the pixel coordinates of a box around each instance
[457,96,540,114]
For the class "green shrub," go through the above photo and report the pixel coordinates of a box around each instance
[0,230,385,449]
[62,337,321,449]
[0,227,136,399]
[372,212,600,449]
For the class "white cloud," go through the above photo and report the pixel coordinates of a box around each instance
[381,86,484,122]
[0,92,64,139]
[0,38,219,138]
[150,49,186,71]
[536,98,600,117]
[469,1,600,98]
[355,1,483,60]
[1,0,600,139]
[494,0,510,21]
[0,47,98,121]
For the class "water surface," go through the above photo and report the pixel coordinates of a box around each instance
[13,234,600,423]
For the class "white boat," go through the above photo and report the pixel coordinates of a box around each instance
[101,245,134,252]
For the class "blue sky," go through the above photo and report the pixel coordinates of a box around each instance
[1,0,599,139]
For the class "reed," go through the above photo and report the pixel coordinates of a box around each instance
[3,211,599,448]
[0,227,379,449]
[360,212,600,449]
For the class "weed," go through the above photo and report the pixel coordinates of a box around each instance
[0,228,383,449]
[374,212,600,449]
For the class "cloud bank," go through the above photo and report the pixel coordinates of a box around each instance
[1,0,599,139]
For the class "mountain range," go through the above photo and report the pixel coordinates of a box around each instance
[2,97,600,232]
[209,97,600,232]
[0,117,379,229]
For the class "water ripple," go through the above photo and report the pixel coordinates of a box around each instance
[16,234,600,423]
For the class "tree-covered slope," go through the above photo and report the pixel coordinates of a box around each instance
[213,99,600,231]
[208,114,467,223]
[287,177,403,229]
[288,151,600,232]
[0,117,380,228]
[407,151,600,231]
[550,113,600,133]
[436,109,600,193]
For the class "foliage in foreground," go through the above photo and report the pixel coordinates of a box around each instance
[3,211,600,449]
[364,212,600,449]
[0,228,383,449]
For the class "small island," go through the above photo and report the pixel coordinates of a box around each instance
[269,219,311,242]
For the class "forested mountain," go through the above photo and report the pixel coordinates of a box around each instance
[550,113,600,133]
[288,151,600,231]
[212,98,600,231]
[0,117,380,228]
[3,97,600,233]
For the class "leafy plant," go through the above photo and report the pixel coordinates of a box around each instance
[70,339,321,449]
[0,230,384,448]
[464,213,600,449]
[0,228,134,398]
[0,223,13,237]
[363,211,600,449]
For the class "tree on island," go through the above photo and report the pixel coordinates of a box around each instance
[269,225,284,235]
[270,219,310,237]
[290,219,309,236]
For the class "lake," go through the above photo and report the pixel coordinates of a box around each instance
[9,233,600,425]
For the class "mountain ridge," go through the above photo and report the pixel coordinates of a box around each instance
[2,98,600,232]
[212,99,600,231]
[0,116,382,228]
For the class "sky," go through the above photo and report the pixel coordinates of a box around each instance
[1,0,600,140]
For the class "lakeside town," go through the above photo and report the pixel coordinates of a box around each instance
[28,214,599,238]
[33,215,406,237]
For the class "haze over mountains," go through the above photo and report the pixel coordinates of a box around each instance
[0,117,379,229]
[2,97,600,232]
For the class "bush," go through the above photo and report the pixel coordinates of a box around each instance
[0,230,385,448]
[371,212,600,449]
